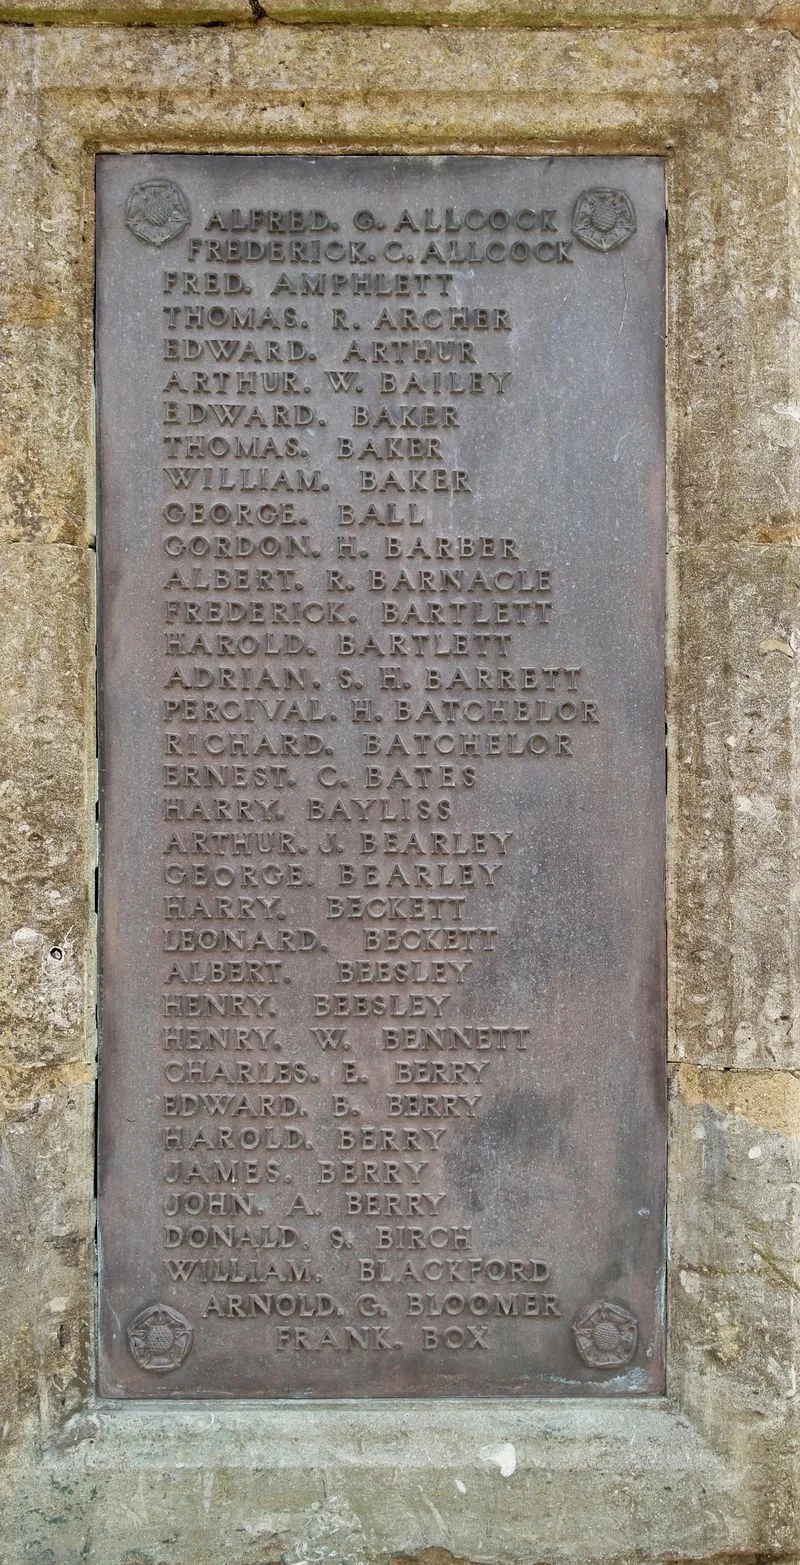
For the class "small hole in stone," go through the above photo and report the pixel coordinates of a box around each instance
[49,947,63,961]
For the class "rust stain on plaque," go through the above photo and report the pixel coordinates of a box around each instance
[96,155,666,1398]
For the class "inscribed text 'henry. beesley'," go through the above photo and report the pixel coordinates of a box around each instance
[96,155,666,1398]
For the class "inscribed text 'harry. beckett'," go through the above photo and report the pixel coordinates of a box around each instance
[97,156,666,1398]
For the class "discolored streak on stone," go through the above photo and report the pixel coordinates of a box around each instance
[389,1551,496,1565]
[0,0,798,29]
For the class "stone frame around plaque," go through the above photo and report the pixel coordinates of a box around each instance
[0,18,797,1564]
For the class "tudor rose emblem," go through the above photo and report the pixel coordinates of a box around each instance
[125,180,190,248]
[572,188,636,253]
[126,1302,194,1372]
[572,1299,639,1368]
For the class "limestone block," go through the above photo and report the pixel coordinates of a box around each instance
[0,70,93,545]
[0,1086,93,1437]
[669,1065,799,1548]
[0,545,94,1088]
[0,541,94,1455]
[669,544,800,1067]
[668,76,800,548]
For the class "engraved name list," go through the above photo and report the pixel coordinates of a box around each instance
[97,156,667,1398]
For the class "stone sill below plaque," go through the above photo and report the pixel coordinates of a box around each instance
[26,1401,750,1565]
[51,1398,726,1479]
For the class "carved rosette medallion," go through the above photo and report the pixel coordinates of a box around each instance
[571,189,636,253]
[124,181,190,248]
[126,1302,194,1372]
[572,1300,639,1368]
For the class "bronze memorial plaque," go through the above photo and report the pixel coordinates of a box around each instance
[96,155,666,1398]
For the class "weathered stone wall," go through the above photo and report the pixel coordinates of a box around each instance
[0,7,797,1564]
